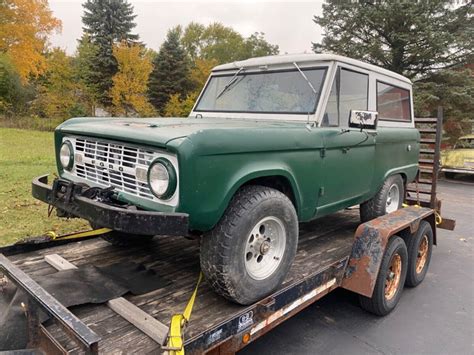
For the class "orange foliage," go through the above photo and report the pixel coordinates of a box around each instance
[190,58,218,90]
[110,42,155,117]
[0,0,61,81]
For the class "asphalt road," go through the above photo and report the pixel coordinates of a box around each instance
[240,176,474,355]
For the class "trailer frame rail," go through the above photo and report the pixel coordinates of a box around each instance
[0,254,101,354]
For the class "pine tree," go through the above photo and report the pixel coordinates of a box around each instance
[75,35,100,115]
[313,1,473,139]
[148,27,191,114]
[313,1,473,79]
[81,0,139,107]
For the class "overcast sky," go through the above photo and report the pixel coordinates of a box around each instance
[49,0,324,55]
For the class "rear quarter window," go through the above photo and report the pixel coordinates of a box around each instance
[377,81,411,121]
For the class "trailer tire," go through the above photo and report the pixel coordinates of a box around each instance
[90,223,154,246]
[359,236,407,316]
[444,172,456,179]
[200,185,298,305]
[360,174,404,222]
[404,221,433,287]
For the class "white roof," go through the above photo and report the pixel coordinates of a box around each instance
[213,53,411,84]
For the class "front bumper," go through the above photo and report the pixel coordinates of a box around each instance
[32,175,189,236]
[441,167,474,175]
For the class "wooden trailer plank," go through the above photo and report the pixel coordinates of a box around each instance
[9,210,359,354]
[44,253,169,346]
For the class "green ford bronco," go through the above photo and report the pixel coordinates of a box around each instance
[33,54,419,304]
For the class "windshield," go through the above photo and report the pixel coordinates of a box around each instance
[194,67,327,114]
[455,138,474,149]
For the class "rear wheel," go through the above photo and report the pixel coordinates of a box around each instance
[200,185,298,305]
[90,223,154,246]
[360,174,404,222]
[404,221,433,287]
[359,236,408,316]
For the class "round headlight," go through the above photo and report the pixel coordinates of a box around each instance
[148,158,177,199]
[60,141,74,170]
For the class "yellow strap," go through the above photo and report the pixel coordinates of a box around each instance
[402,203,421,208]
[165,272,203,354]
[183,272,203,322]
[46,228,112,241]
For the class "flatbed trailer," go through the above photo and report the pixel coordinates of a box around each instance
[0,112,455,354]
[1,207,438,354]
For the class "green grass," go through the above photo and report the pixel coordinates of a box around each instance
[0,128,88,246]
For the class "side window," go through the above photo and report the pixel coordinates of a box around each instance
[377,82,411,121]
[322,68,368,127]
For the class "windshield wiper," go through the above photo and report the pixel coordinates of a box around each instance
[293,62,317,94]
[215,67,245,100]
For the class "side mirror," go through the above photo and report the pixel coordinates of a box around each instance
[349,110,378,130]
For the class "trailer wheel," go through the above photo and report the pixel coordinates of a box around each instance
[359,236,408,316]
[404,221,433,287]
[360,174,404,222]
[200,185,298,305]
[90,223,154,246]
[444,172,456,179]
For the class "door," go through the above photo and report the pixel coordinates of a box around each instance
[317,67,376,216]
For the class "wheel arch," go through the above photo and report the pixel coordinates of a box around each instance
[223,169,302,218]
[381,165,417,187]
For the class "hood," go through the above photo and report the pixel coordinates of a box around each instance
[56,116,311,149]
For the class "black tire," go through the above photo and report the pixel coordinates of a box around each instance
[404,221,433,287]
[200,185,298,305]
[444,172,456,179]
[90,223,154,246]
[360,174,404,222]
[359,236,408,316]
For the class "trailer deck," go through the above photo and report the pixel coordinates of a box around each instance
[0,112,456,354]
[2,210,359,354]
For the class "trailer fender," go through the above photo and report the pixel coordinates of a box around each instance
[341,206,435,298]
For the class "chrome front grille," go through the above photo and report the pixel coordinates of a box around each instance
[71,137,158,200]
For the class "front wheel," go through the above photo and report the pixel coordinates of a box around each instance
[200,185,298,305]
[360,174,404,222]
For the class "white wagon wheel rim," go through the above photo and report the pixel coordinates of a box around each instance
[386,184,400,213]
[244,216,286,280]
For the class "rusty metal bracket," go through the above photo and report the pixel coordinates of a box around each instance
[341,206,435,298]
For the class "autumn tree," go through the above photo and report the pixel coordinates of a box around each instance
[0,0,61,81]
[148,27,191,114]
[32,48,88,119]
[109,42,155,117]
[163,92,198,117]
[189,58,218,90]
[82,0,139,106]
